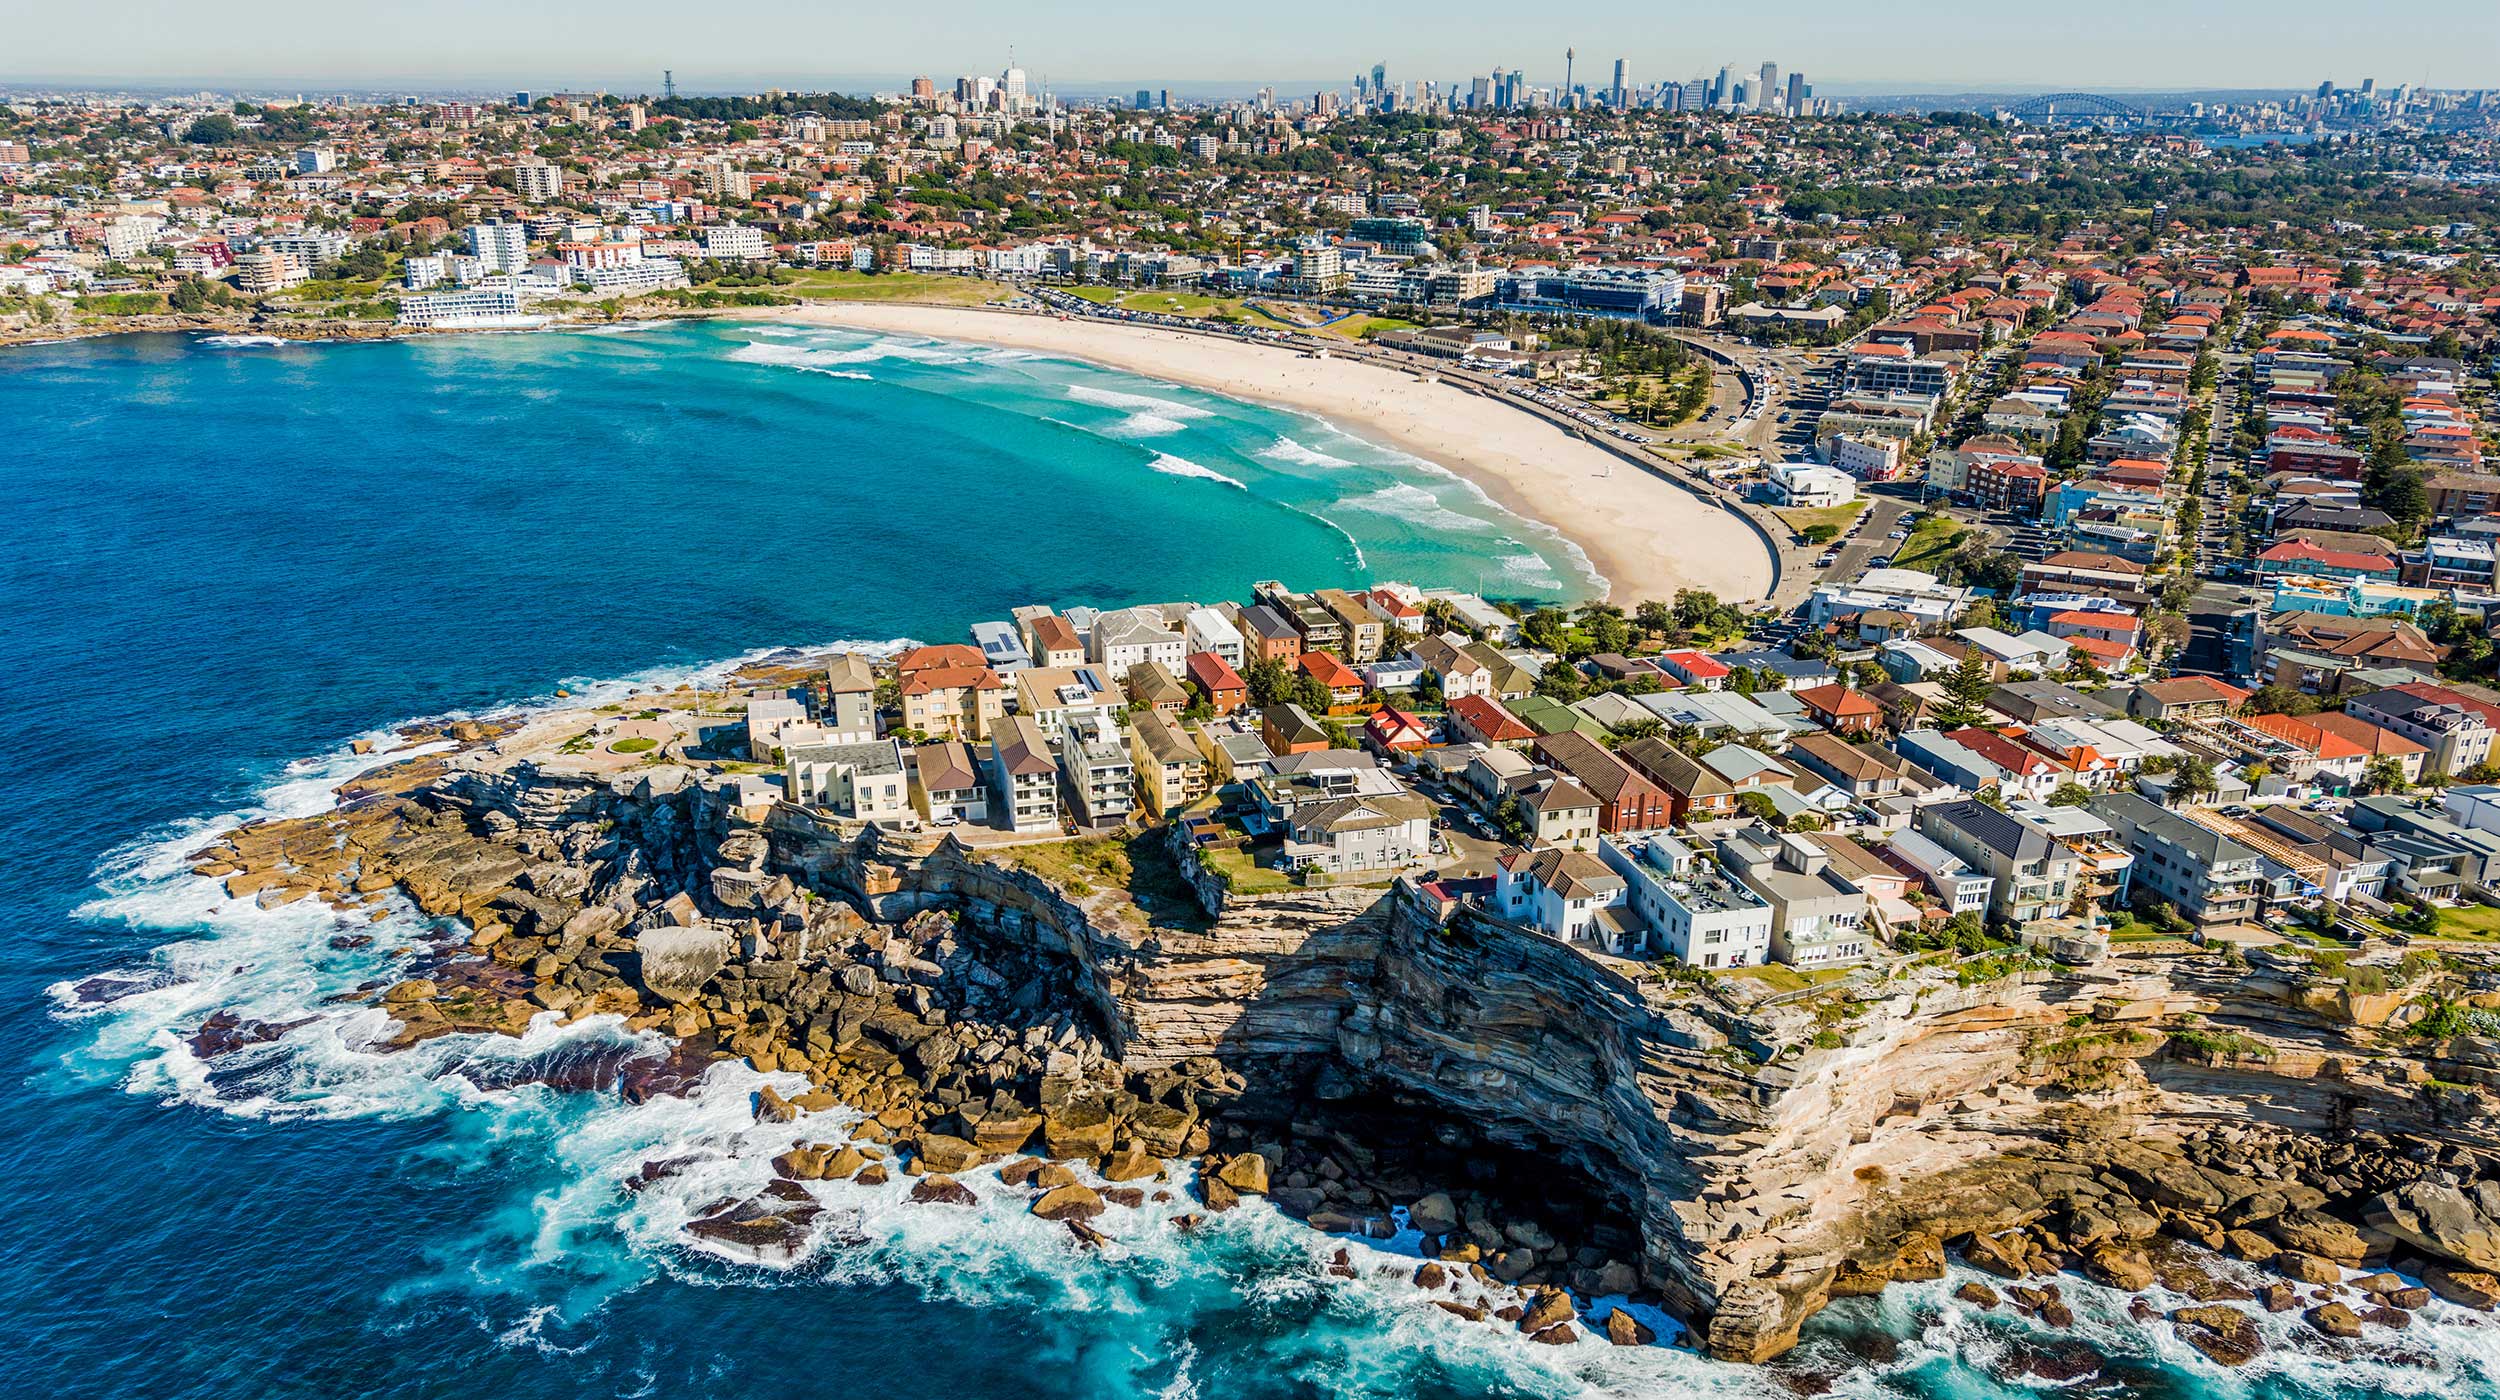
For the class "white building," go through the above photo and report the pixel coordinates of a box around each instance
[1183,606,1246,667]
[1768,462,1859,509]
[700,223,772,261]
[785,739,913,823]
[1599,832,1772,968]
[516,159,565,202]
[1805,567,1975,628]
[1494,847,1636,952]
[1090,605,1187,677]
[395,279,547,330]
[466,221,530,275]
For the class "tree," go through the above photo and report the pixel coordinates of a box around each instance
[1520,607,1570,653]
[2047,782,2092,808]
[1672,588,1721,631]
[2172,756,2219,805]
[1491,793,1531,845]
[1535,663,1589,703]
[1938,652,1993,726]
[2361,756,2409,796]
[1736,791,1782,827]
[1635,599,1675,638]
[1242,657,1293,708]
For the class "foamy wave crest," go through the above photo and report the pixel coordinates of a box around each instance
[198,334,291,349]
[729,335,973,373]
[1335,483,1495,535]
[1148,454,1247,489]
[1067,382,1214,437]
[1257,437,1355,469]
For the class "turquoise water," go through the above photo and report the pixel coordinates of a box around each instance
[2,321,2493,1399]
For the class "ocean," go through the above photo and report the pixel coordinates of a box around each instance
[3,320,2493,1400]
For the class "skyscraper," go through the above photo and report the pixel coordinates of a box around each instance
[1759,63,1779,111]
[1785,71,1806,117]
[1372,62,1387,96]
[1712,66,1732,108]
[1612,58,1628,108]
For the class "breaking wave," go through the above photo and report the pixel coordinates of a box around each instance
[1257,436,1355,469]
[1148,454,1248,489]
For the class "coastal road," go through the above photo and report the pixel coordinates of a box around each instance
[1824,498,1913,580]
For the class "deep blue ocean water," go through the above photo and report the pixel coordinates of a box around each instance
[0,321,2490,1400]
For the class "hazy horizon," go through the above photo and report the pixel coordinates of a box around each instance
[5,0,2495,96]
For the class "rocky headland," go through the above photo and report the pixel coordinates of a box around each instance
[160,663,2500,1372]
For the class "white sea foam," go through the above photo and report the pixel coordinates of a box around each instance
[1148,454,1247,489]
[1256,436,1355,469]
[728,335,973,373]
[1334,482,1496,535]
[198,334,292,349]
[1066,382,1214,437]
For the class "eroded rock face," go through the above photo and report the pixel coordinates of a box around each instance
[210,747,2500,1369]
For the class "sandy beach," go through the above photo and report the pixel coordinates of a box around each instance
[765,302,1776,606]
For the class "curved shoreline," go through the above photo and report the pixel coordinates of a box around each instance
[753,302,1777,607]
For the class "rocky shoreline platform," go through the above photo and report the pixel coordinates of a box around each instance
[137,652,2500,1376]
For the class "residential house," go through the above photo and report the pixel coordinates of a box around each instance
[1262,703,1332,755]
[1495,847,1636,950]
[1186,651,1248,715]
[1532,731,1672,833]
[1792,681,1884,736]
[1446,694,1535,749]
[1599,832,1770,966]
[1059,716,1137,827]
[1363,705,1435,756]
[1283,790,1434,876]
[1519,775,1604,849]
[2127,676,2252,723]
[2344,682,2500,778]
[1013,665,1123,738]
[1915,798,2084,925]
[986,715,1062,833]
[786,738,913,824]
[1714,824,1876,966]
[823,653,880,743]
[1299,649,1368,710]
[1787,731,1913,804]
[1130,711,1211,817]
[909,741,990,825]
[1880,827,1996,918]
[2088,791,2265,926]
[898,664,1006,741]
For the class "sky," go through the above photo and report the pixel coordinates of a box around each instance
[4,0,2495,95]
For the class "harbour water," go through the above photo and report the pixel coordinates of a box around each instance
[2,323,2493,1399]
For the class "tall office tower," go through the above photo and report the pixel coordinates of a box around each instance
[1612,58,1628,107]
[1134,89,1152,109]
[1759,62,1779,110]
[1471,74,1492,109]
[1712,66,1733,107]
[1372,62,1387,95]
[1785,71,1806,116]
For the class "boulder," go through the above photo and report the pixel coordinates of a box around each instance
[2260,1284,2302,1313]
[1032,1183,1107,1222]
[1200,1172,1239,1213]
[971,1114,1042,1155]
[1414,1262,1448,1290]
[1526,1324,1577,1345]
[823,1146,868,1179]
[2365,1182,2500,1273]
[2084,1245,2156,1293]
[1040,1103,1116,1160]
[381,979,437,1004]
[1604,1309,1657,1346]
[1890,1232,1947,1283]
[1519,1289,1576,1334]
[1100,1147,1158,1183]
[908,1174,977,1207]
[2275,1251,2343,1285]
[1216,1152,1271,1195]
[2305,1301,2363,1339]
[2269,1212,2369,1265]
[635,924,733,1001]
[2425,1265,2500,1310]
[1964,1231,2030,1279]
[1409,1192,1461,1235]
[1954,1282,2000,1309]
[2170,1305,2263,1367]
[914,1133,984,1175]
[2223,1229,2279,1264]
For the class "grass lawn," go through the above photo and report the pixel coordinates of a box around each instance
[1774,501,1871,539]
[1891,514,1973,573]
[1716,964,1852,993]
[781,270,1010,305]
[2434,905,2500,940]
[1200,844,1295,896]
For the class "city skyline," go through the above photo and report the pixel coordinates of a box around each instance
[9,0,2499,93]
